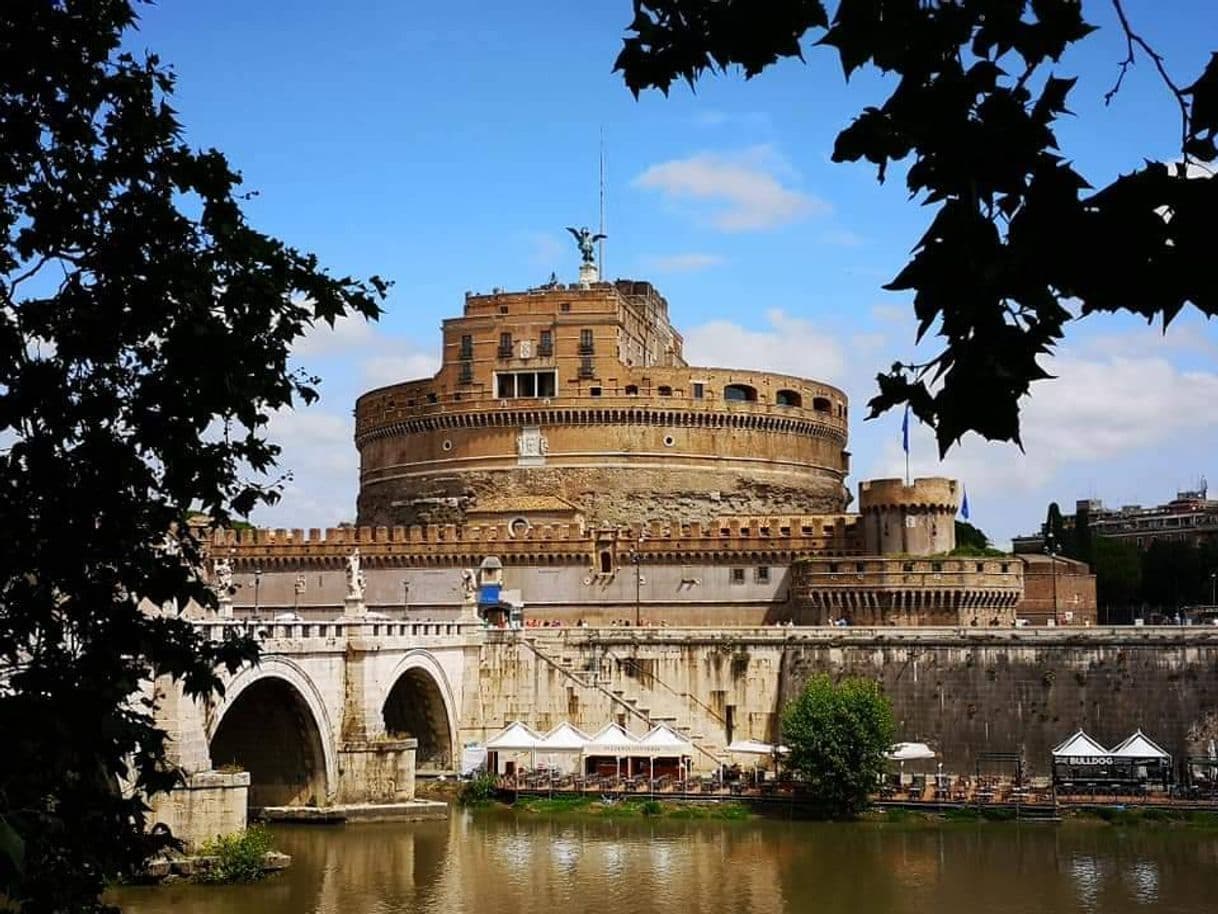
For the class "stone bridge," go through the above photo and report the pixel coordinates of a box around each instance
[152,617,484,845]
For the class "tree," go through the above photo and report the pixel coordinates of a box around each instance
[781,673,895,818]
[615,1,1218,455]
[1092,536,1142,615]
[954,519,990,550]
[0,3,386,911]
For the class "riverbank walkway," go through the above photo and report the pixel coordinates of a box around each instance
[497,773,1218,815]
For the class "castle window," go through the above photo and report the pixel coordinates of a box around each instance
[658,385,673,397]
[459,334,473,358]
[579,329,594,354]
[780,526,791,536]
[976,562,985,572]
[812,396,831,413]
[755,566,770,584]
[625,384,638,396]
[426,392,437,404]
[561,302,571,313]
[932,561,943,572]
[498,332,513,359]
[801,525,813,535]
[692,382,705,399]
[828,563,839,573]
[499,305,509,314]
[903,562,914,572]
[539,329,553,356]
[856,562,865,573]
[589,387,602,397]
[495,370,556,399]
[599,551,612,574]
[731,568,745,585]
[1001,563,1010,573]
[775,389,802,407]
[723,383,757,402]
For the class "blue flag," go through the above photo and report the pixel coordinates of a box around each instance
[961,487,970,520]
[901,406,910,454]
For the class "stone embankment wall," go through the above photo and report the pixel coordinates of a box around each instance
[475,628,1218,776]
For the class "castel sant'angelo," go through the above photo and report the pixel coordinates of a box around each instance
[214,242,1096,627]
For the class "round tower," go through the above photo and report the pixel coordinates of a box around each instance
[858,477,960,556]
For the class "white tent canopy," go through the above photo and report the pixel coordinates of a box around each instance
[1052,729,1109,759]
[538,722,591,751]
[888,742,937,761]
[585,722,642,756]
[486,721,542,750]
[638,723,694,755]
[1110,729,1171,760]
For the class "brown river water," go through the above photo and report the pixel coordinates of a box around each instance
[111,809,1218,913]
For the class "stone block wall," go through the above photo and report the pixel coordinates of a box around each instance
[147,771,249,852]
[475,629,1218,778]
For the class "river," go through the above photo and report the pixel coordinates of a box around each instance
[111,809,1218,913]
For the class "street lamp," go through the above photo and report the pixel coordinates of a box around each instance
[253,567,263,619]
[1044,534,1059,627]
[629,550,642,627]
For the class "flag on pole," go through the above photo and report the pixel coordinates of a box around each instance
[901,406,910,454]
[961,487,970,521]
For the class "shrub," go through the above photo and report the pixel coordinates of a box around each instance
[195,827,274,884]
[458,772,498,806]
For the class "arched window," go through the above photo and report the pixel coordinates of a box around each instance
[723,383,757,402]
[775,389,802,407]
[812,396,831,413]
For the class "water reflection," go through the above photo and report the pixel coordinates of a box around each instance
[111,811,1218,914]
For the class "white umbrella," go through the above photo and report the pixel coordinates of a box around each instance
[887,742,937,761]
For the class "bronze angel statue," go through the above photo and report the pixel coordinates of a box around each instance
[566,226,606,265]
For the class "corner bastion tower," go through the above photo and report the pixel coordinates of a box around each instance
[355,278,850,528]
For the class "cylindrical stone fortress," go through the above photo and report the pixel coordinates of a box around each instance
[355,280,850,526]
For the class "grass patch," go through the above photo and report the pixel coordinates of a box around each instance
[1071,806,1218,828]
[194,827,274,884]
[507,796,754,821]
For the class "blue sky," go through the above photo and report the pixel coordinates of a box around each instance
[132,1,1218,545]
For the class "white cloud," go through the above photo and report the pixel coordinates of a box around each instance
[634,145,827,231]
[250,407,358,527]
[642,252,724,273]
[861,340,1218,541]
[682,309,847,382]
[293,314,378,358]
[362,351,441,390]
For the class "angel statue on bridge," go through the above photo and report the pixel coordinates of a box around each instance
[566,226,606,265]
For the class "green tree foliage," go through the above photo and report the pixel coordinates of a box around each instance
[616,1,1218,455]
[0,3,386,910]
[781,674,895,818]
[1092,536,1142,611]
[954,520,990,550]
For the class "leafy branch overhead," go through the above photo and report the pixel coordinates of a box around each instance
[616,0,1218,455]
[1,2,387,909]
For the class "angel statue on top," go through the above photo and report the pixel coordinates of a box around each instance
[566,226,606,265]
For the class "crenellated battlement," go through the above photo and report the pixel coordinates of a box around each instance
[205,513,865,571]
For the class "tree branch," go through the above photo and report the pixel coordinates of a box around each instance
[1106,0,1191,155]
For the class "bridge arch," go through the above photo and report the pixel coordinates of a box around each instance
[382,650,458,772]
[208,658,337,808]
